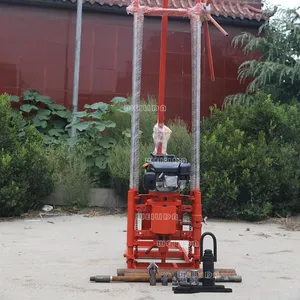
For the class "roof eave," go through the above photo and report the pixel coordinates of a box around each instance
[0,0,269,26]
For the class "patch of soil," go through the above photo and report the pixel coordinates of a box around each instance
[265,215,300,231]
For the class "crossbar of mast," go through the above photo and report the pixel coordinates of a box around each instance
[126,3,228,37]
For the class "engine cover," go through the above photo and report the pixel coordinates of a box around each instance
[143,154,191,192]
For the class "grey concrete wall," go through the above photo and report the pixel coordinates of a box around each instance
[44,187,126,208]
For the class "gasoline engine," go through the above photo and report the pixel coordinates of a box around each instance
[143,154,191,192]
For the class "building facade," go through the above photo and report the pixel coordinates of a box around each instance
[0,0,270,122]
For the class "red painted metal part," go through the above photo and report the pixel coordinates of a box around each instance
[126,188,137,268]
[206,13,229,36]
[204,21,215,81]
[127,7,188,16]
[124,191,203,269]
[124,0,228,269]
[156,0,168,155]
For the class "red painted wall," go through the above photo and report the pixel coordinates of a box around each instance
[0,3,257,122]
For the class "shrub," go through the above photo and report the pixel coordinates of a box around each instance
[108,93,300,221]
[167,118,192,161]
[66,97,130,187]
[9,91,139,188]
[107,139,153,197]
[139,97,159,143]
[46,143,93,208]
[107,97,158,144]
[0,94,54,217]
[201,93,300,220]
[10,89,72,145]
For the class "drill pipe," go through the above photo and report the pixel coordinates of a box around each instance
[117,268,237,276]
[124,273,241,282]
[90,275,157,282]
[90,275,242,283]
[124,272,238,278]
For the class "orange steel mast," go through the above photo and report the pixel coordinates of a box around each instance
[156,0,168,155]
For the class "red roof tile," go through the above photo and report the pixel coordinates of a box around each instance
[77,0,273,21]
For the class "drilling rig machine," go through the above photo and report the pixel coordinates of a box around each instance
[124,0,228,270]
[90,0,248,288]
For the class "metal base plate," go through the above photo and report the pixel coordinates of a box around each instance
[173,285,233,293]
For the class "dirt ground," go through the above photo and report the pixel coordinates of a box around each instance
[1,213,300,300]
